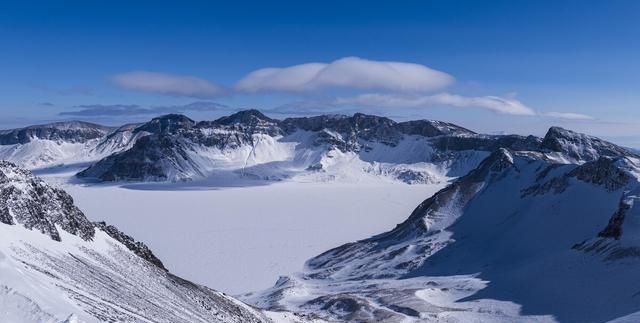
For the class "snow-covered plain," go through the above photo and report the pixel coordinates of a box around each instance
[39,168,444,295]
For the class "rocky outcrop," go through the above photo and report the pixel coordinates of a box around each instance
[1,160,165,269]
[0,160,95,241]
[94,221,166,269]
[78,134,197,181]
[541,126,633,162]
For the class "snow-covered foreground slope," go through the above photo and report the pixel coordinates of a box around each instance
[0,161,302,323]
[246,131,640,322]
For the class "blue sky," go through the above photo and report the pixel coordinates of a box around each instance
[1,1,639,146]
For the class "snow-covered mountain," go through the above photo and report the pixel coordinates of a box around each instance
[79,110,492,182]
[72,111,635,185]
[0,121,140,169]
[244,128,640,322]
[0,160,307,323]
[7,111,606,186]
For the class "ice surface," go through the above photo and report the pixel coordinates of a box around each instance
[41,168,445,295]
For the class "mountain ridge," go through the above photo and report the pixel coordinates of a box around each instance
[2,111,634,184]
[244,132,640,322]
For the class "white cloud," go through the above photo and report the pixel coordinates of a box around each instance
[235,57,454,93]
[334,93,536,116]
[112,71,224,99]
[543,112,594,120]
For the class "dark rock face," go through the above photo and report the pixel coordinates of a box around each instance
[282,113,400,151]
[78,135,193,181]
[523,157,630,196]
[0,121,111,145]
[212,109,277,127]
[568,157,630,191]
[134,114,196,135]
[0,160,95,241]
[598,198,631,240]
[197,110,283,139]
[0,161,170,269]
[395,119,475,137]
[94,221,166,269]
[431,134,541,152]
[283,113,475,151]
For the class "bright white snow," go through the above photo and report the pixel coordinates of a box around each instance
[40,168,445,295]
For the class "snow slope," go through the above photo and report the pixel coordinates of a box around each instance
[247,130,640,322]
[0,161,287,323]
[0,122,140,169]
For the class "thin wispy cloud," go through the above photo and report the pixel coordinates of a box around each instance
[60,101,228,117]
[112,71,225,99]
[334,93,536,116]
[235,57,454,93]
[543,112,595,120]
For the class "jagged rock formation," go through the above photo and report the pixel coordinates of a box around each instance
[0,160,95,241]
[94,221,166,270]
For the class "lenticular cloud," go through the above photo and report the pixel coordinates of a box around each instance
[235,57,454,93]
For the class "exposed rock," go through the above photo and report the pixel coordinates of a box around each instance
[134,114,196,135]
[0,160,95,241]
[598,197,631,239]
[568,157,630,191]
[541,126,633,162]
[94,221,166,269]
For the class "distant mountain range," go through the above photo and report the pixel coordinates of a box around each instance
[2,110,632,186]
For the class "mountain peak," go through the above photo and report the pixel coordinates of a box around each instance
[213,109,276,126]
[541,126,632,162]
[135,114,195,134]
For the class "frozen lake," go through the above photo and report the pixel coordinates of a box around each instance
[41,170,444,294]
